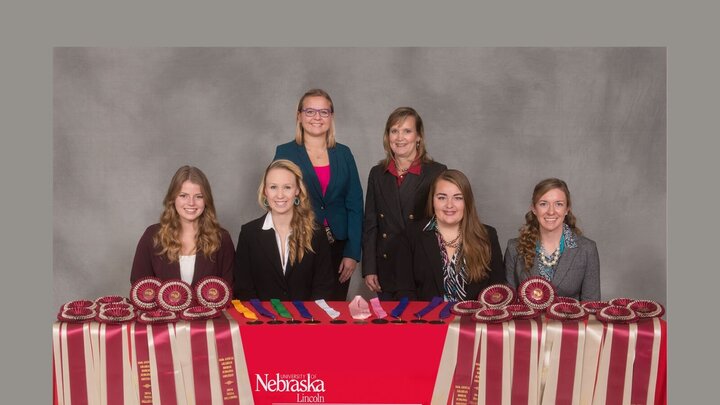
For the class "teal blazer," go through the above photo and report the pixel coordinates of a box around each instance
[274,141,363,261]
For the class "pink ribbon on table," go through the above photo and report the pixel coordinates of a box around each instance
[349,296,372,320]
[369,297,387,319]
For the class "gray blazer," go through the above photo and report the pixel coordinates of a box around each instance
[504,235,600,301]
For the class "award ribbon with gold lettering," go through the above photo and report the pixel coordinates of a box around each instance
[212,317,241,404]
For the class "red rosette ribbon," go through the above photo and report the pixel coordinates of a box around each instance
[95,295,128,305]
[96,308,136,324]
[62,300,97,312]
[100,302,134,312]
[194,276,231,309]
[596,305,639,324]
[581,300,609,314]
[627,299,665,318]
[506,303,540,319]
[608,297,634,307]
[479,284,515,308]
[58,307,97,323]
[518,276,556,310]
[180,305,221,321]
[157,279,193,312]
[136,310,179,324]
[473,307,512,323]
[129,277,162,310]
[546,302,587,321]
[555,296,580,305]
[451,300,486,316]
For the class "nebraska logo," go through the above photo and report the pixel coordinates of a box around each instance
[255,373,326,402]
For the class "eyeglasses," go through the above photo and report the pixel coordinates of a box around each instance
[300,108,332,118]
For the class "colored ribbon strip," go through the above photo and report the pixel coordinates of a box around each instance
[390,296,410,319]
[249,299,276,319]
[449,316,478,404]
[439,301,456,319]
[231,299,258,320]
[349,296,372,320]
[270,299,293,319]
[292,300,314,320]
[369,297,387,319]
[314,299,341,319]
[132,323,154,405]
[213,318,241,404]
[414,296,444,319]
[149,324,179,405]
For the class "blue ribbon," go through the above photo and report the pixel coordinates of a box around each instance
[439,301,456,319]
[390,297,410,318]
[414,296,444,319]
[249,299,276,319]
[292,300,313,320]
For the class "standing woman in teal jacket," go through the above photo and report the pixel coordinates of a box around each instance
[274,89,363,301]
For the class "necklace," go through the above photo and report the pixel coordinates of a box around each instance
[440,232,462,249]
[538,246,561,267]
[394,158,410,176]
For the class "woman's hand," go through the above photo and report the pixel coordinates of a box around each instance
[364,274,382,293]
[338,257,357,283]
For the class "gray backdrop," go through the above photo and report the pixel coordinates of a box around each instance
[53,47,666,307]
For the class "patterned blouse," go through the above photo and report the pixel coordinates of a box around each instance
[424,217,467,301]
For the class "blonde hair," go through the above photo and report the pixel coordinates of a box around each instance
[426,170,493,282]
[257,159,317,265]
[380,107,433,167]
[517,178,581,272]
[154,166,222,263]
[294,88,336,148]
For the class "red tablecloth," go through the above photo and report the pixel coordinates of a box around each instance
[52,301,666,405]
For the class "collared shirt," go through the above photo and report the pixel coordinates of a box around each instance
[387,159,422,186]
[424,217,467,301]
[262,212,291,273]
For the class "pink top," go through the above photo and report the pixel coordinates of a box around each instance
[314,165,331,196]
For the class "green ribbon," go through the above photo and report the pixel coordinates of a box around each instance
[270,299,293,319]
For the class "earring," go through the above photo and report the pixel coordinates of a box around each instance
[263,198,269,207]
[294,197,300,206]
[416,141,420,149]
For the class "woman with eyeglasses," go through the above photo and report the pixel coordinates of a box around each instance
[233,160,334,300]
[274,89,363,301]
[362,107,447,300]
[130,166,235,286]
[505,178,600,301]
[395,169,505,301]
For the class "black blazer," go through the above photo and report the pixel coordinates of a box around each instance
[361,161,447,294]
[395,221,506,301]
[233,215,334,301]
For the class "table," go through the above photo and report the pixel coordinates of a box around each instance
[53,301,666,405]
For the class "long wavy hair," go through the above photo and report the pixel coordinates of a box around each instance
[380,106,434,168]
[517,178,581,272]
[294,88,336,148]
[154,166,222,263]
[426,169,493,282]
[257,159,317,265]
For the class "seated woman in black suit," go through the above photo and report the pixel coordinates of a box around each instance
[396,169,505,301]
[233,159,334,301]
